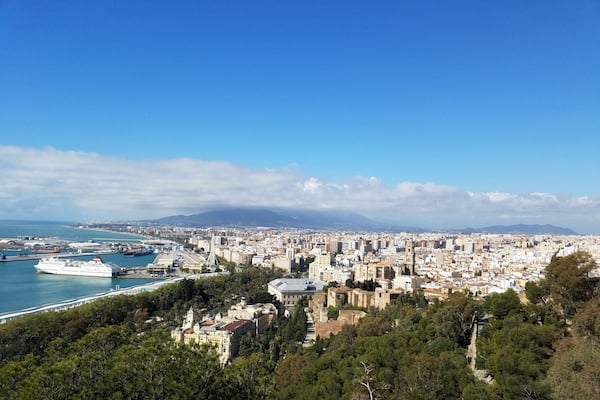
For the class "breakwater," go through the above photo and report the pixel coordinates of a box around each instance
[0,251,118,263]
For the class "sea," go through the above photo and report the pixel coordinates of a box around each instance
[0,221,162,315]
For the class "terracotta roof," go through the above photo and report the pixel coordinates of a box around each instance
[221,319,251,332]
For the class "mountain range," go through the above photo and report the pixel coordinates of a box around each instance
[454,224,577,235]
[146,208,577,234]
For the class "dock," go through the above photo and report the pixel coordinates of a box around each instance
[148,250,209,271]
[0,251,120,263]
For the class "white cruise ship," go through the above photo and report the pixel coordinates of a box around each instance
[34,256,123,278]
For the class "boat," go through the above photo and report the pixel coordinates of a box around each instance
[34,256,123,278]
[33,246,61,254]
[123,247,154,257]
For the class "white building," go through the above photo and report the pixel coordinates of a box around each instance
[268,278,327,308]
[171,307,254,366]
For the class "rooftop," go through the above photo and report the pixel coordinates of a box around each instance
[269,278,327,293]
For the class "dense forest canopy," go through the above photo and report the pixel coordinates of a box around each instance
[0,252,598,399]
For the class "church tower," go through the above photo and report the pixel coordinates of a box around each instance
[405,239,416,275]
[183,306,195,330]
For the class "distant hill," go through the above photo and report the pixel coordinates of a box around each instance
[456,224,577,235]
[145,209,576,234]
[149,208,422,232]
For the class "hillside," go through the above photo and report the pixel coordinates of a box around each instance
[150,208,423,232]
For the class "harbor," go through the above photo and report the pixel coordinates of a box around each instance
[1,240,215,278]
[0,223,220,316]
[0,223,164,315]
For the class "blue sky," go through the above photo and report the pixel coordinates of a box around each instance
[1,1,599,232]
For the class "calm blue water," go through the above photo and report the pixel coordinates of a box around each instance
[0,221,161,314]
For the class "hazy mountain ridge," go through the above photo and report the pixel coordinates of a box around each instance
[151,208,407,231]
[147,208,576,234]
[455,224,577,235]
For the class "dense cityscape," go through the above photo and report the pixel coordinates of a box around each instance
[1,221,599,399]
[101,222,600,300]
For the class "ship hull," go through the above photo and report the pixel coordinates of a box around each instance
[34,257,121,278]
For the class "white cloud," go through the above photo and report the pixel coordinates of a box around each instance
[472,191,517,203]
[302,178,322,193]
[0,146,599,232]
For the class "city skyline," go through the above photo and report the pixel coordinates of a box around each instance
[1,2,599,233]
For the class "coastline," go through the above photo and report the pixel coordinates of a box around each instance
[0,276,182,323]
[0,221,199,315]
[0,271,225,323]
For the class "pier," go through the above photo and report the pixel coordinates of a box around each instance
[0,251,119,263]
